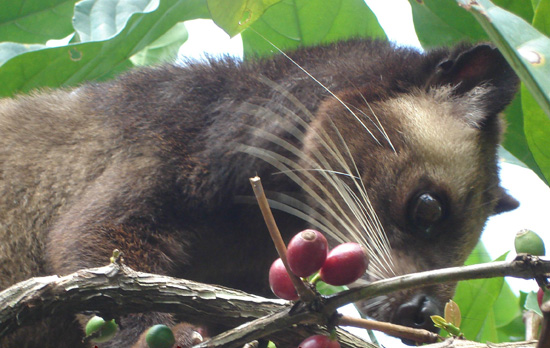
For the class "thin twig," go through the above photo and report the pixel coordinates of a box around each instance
[538,300,550,348]
[322,255,550,314]
[249,176,316,302]
[524,311,542,341]
[338,315,440,344]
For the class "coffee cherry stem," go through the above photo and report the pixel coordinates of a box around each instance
[328,328,338,341]
[309,273,321,285]
[250,176,316,302]
[338,315,440,344]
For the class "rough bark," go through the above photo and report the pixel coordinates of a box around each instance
[1,255,549,347]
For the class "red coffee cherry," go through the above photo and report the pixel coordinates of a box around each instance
[287,229,328,277]
[320,242,369,286]
[298,334,340,348]
[269,258,298,300]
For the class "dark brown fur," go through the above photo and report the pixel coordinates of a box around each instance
[0,39,518,347]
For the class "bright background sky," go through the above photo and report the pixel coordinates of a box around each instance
[177,2,550,343]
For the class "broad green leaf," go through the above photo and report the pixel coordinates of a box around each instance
[498,291,530,341]
[74,0,160,42]
[496,0,534,22]
[207,0,281,37]
[523,83,550,183]
[493,280,521,327]
[525,290,542,315]
[454,246,523,342]
[523,0,550,184]
[477,309,498,342]
[453,245,505,341]
[409,0,486,47]
[462,242,492,265]
[533,0,550,35]
[457,0,550,121]
[0,42,46,66]
[241,0,385,57]
[408,0,532,47]
[497,315,527,342]
[409,0,548,185]
[451,0,550,184]
[131,22,189,66]
[0,0,210,97]
[501,95,547,183]
[0,0,77,44]
[454,275,503,341]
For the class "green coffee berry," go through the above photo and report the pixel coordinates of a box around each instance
[145,324,176,348]
[514,229,546,256]
[85,316,118,343]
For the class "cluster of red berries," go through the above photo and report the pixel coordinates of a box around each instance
[269,229,369,301]
[268,229,369,347]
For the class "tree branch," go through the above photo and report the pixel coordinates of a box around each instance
[0,261,371,347]
[1,255,548,347]
[197,255,550,347]
[323,255,550,313]
[0,262,285,339]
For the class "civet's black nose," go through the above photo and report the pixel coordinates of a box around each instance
[392,294,441,345]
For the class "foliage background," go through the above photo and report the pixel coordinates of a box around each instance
[1,0,549,344]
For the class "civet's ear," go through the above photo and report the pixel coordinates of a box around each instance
[426,44,519,117]
[493,186,520,214]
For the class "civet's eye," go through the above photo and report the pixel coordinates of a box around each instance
[408,192,446,238]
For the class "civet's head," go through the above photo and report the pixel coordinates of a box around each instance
[292,42,518,336]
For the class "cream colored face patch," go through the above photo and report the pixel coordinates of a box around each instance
[378,88,485,194]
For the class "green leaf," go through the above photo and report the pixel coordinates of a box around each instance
[477,309,498,342]
[408,0,487,47]
[131,22,189,66]
[523,83,550,183]
[533,0,550,35]
[496,0,534,23]
[74,0,160,42]
[207,0,281,37]
[449,0,550,185]
[491,277,524,343]
[453,244,505,341]
[410,0,550,183]
[457,0,550,122]
[0,0,209,97]
[501,95,547,183]
[0,0,77,44]
[525,290,543,315]
[497,315,527,342]
[408,0,531,47]
[493,281,522,328]
[241,0,385,57]
[0,42,46,66]
[315,280,346,296]
[454,245,524,342]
